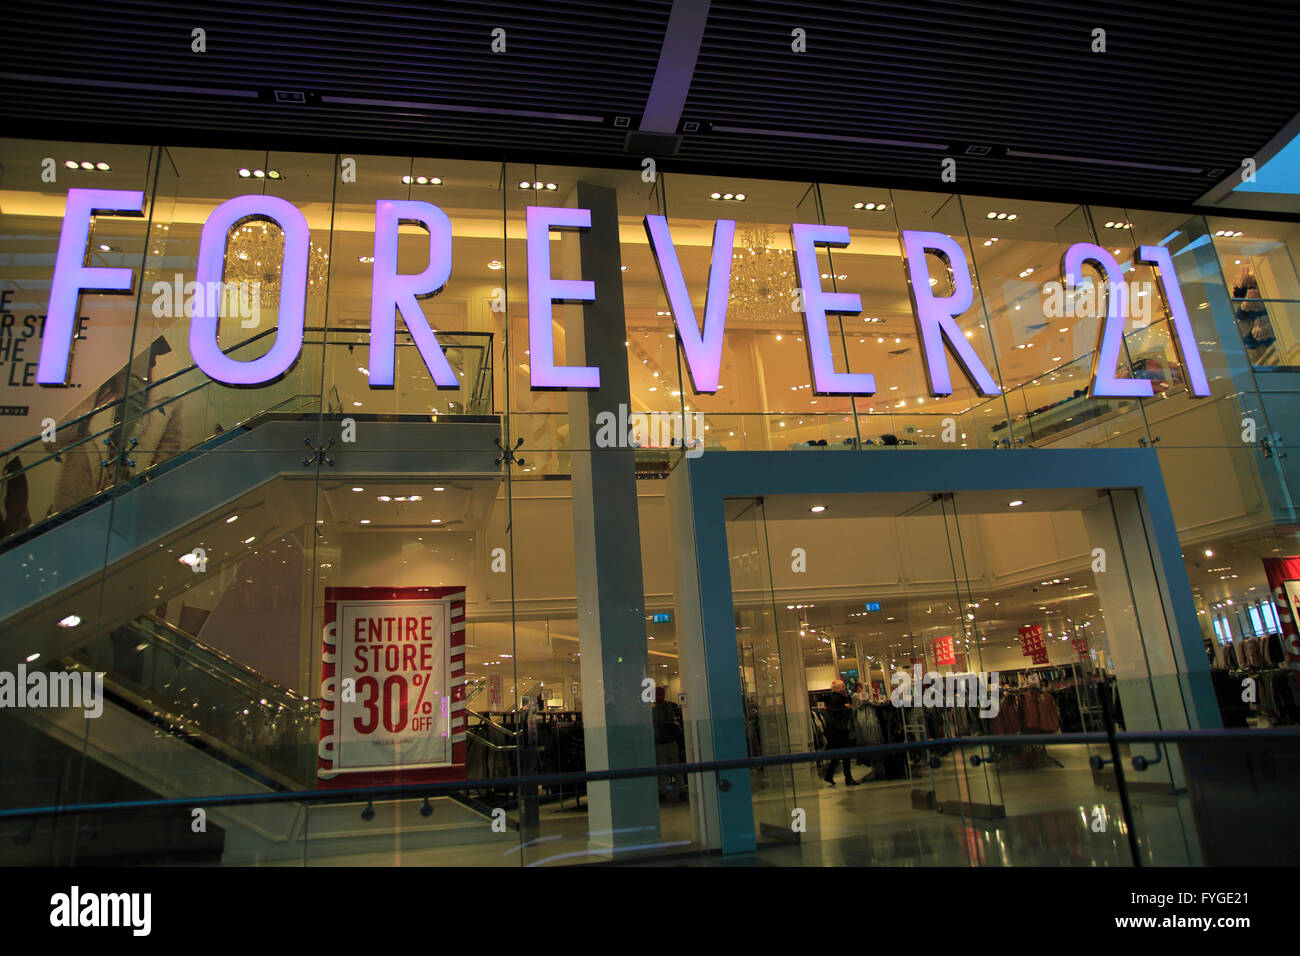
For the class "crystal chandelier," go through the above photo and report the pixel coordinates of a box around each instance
[221,220,331,307]
[728,225,797,323]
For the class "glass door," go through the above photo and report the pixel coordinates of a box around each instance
[726,496,804,844]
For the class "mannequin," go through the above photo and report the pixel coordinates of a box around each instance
[1233,267,1274,357]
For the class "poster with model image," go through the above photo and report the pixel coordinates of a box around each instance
[318,586,467,787]
[1262,559,1300,693]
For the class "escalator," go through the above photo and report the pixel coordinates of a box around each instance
[0,326,512,861]
[0,325,500,670]
[12,607,517,862]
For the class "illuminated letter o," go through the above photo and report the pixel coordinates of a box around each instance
[192,194,308,385]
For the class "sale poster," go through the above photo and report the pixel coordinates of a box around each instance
[932,636,955,667]
[318,586,467,786]
[1018,625,1045,657]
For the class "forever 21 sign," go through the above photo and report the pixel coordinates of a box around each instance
[37,188,1211,401]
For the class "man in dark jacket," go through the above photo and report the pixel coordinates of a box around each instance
[822,679,859,786]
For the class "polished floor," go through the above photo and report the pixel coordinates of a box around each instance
[274,744,1201,866]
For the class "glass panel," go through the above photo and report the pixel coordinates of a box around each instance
[725,496,802,844]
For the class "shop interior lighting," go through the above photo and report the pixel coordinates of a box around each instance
[711,192,747,201]
[237,168,282,179]
[852,201,888,210]
[402,175,444,185]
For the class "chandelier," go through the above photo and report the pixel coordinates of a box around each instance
[728,225,797,323]
[222,220,331,307]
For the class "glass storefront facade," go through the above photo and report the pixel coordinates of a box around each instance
[1,138,1298,866]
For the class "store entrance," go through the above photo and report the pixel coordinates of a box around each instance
[724,485,1197,859]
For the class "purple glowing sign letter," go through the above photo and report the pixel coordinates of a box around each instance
[1062,242,1149,398]
[1136,243,1210,397]
[369,200,458,388]
[901,231,999,396]
[790,223,875,395]
[644,214,734,393]
[37,188,145,385]
[192,194,308,385]
[526,205,597,389]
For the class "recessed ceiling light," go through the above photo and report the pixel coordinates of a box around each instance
[57,615,80,628]
[359,519,371,525]
[225,515,239,523]
[1009,499,1024,507]
[352,487,364,492]
[810,505,827,513]
[64,160,79,169]
[252,169,265,178]
[80,161,94,170]
[430,518,442,524]
[402,174,413,184]
[488,260,503,270]
[95,162,111,171]
[433,486,444,492]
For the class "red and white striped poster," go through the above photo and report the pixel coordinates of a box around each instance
[318,586,467,787]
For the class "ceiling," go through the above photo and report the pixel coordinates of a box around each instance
[3,1,1298,211]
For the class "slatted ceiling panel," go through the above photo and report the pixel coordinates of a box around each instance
[672,136,1206,202]
[2,0,1297,207]
[683,0,1300,204]
[4,0,668,114]
[6,87,632,156]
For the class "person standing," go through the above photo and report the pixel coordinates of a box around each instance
[653,687,686,800]
[822,679,858,786]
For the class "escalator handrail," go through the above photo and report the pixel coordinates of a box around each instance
[1,329,495,474]
[0,324,282,460]
[0,398,318,557]
[466,708,525,738]
[131,613,316,715]
[63,655,307,792]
